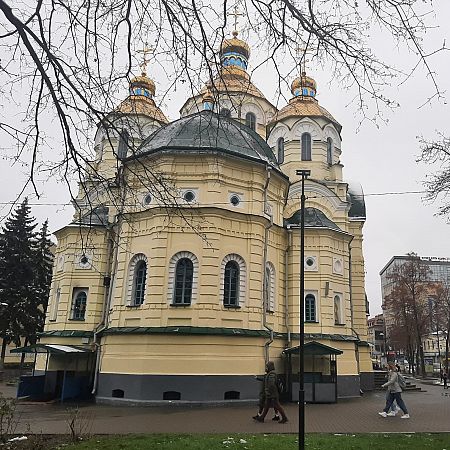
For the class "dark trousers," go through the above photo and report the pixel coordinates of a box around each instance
[260,398,287,421]
[383,392,408,414]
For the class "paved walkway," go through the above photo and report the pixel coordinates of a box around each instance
[2,380,450,435]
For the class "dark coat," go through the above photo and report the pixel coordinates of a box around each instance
[264,370,279,400]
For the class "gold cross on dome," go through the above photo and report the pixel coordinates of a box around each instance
[137,42,154,75]
[229,2,244,34]
[295,45,313,74]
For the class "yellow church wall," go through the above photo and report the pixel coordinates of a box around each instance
[99,334,286,375]
[44,225,110,333]
[107,211,289,334]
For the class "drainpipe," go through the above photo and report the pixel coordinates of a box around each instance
[91,167,126,395]
[348,235,361,376]
[262,166,274,363]
[91,222,118,394]
[285,230,292,347]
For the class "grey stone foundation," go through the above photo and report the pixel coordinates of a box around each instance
[96,372,365,405]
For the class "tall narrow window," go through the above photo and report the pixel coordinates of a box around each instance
[245,112,256,131]
[327,137,333,165]
[305,294,316,322]
[334,295,342,324]
[224,261,239,306]
[264,262,275,312]
[133,260,147,306]
[72,290,87,320]
[117,129,129,159]
[277,137,284,164]
[301,133,311,161]
[173,258,194,305]
[51,287,61,321]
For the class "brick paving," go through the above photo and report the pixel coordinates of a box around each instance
[2,380,450,435]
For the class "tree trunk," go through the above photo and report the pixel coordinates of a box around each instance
[446,331,449,373]
[20,337,29,366]
[0,338,8,372]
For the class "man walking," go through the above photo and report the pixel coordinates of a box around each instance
[254,361,288,424]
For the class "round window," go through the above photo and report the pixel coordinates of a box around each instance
[230,195,240,206]
[306,257,315,267]
[143,193,152,206]
[184,191,195,202]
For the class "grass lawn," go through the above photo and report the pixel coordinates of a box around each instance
[65,433,450,450]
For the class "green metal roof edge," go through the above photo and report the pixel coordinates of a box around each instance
[100,327,359,343]
[289,333,359,342]
[101,326,275,338]
[37,328,360,342]
[38,330,94,338]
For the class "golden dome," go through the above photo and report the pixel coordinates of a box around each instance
[269,96,341,132]
[220,31,251,60]
[291,72,317,97]
[115,71,168,123]
[116,95,168,124]
[130,72,156,97]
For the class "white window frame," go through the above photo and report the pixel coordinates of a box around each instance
[220,254,246,307]
[305,290,319,323]
[167,251,199,305]
[126,253,148,306]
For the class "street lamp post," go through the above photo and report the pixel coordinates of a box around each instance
[296,169,310,450]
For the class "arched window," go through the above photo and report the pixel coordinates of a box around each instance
[173,258,194,305]
[133,260,147,306]
[126,254,148,306]
[277,137,284,164]
[305,294,316,322]
[224,261,239,307]
[327,137,333,165]
[245,112,256,131]
[72,290,87,320]
[301,132,312,161]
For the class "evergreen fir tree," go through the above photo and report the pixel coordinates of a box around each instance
[33,220,54,336]
[0,198,37,364]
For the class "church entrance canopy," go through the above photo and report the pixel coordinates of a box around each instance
[282,341,342,403]
[11,344,94,403]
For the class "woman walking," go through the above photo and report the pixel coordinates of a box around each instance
[378,362,410,419]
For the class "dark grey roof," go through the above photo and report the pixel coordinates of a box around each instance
[76,206,109,226]
[133,111,279,166]
[284,207,341,231]
[347,182,366,219]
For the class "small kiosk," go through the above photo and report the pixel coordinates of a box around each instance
[283,341,342,403]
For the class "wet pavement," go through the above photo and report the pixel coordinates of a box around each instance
[2,379,450,435]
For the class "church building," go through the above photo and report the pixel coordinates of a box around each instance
[23,30,373,404]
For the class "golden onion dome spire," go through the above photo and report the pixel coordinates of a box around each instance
[291,71,317,99]
[115,44,168,124]
[220,30,250,71]
[291,46,317,99]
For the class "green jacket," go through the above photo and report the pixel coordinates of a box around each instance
[264,370,279,400]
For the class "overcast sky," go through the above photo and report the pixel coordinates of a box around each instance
[1,1,449,317]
